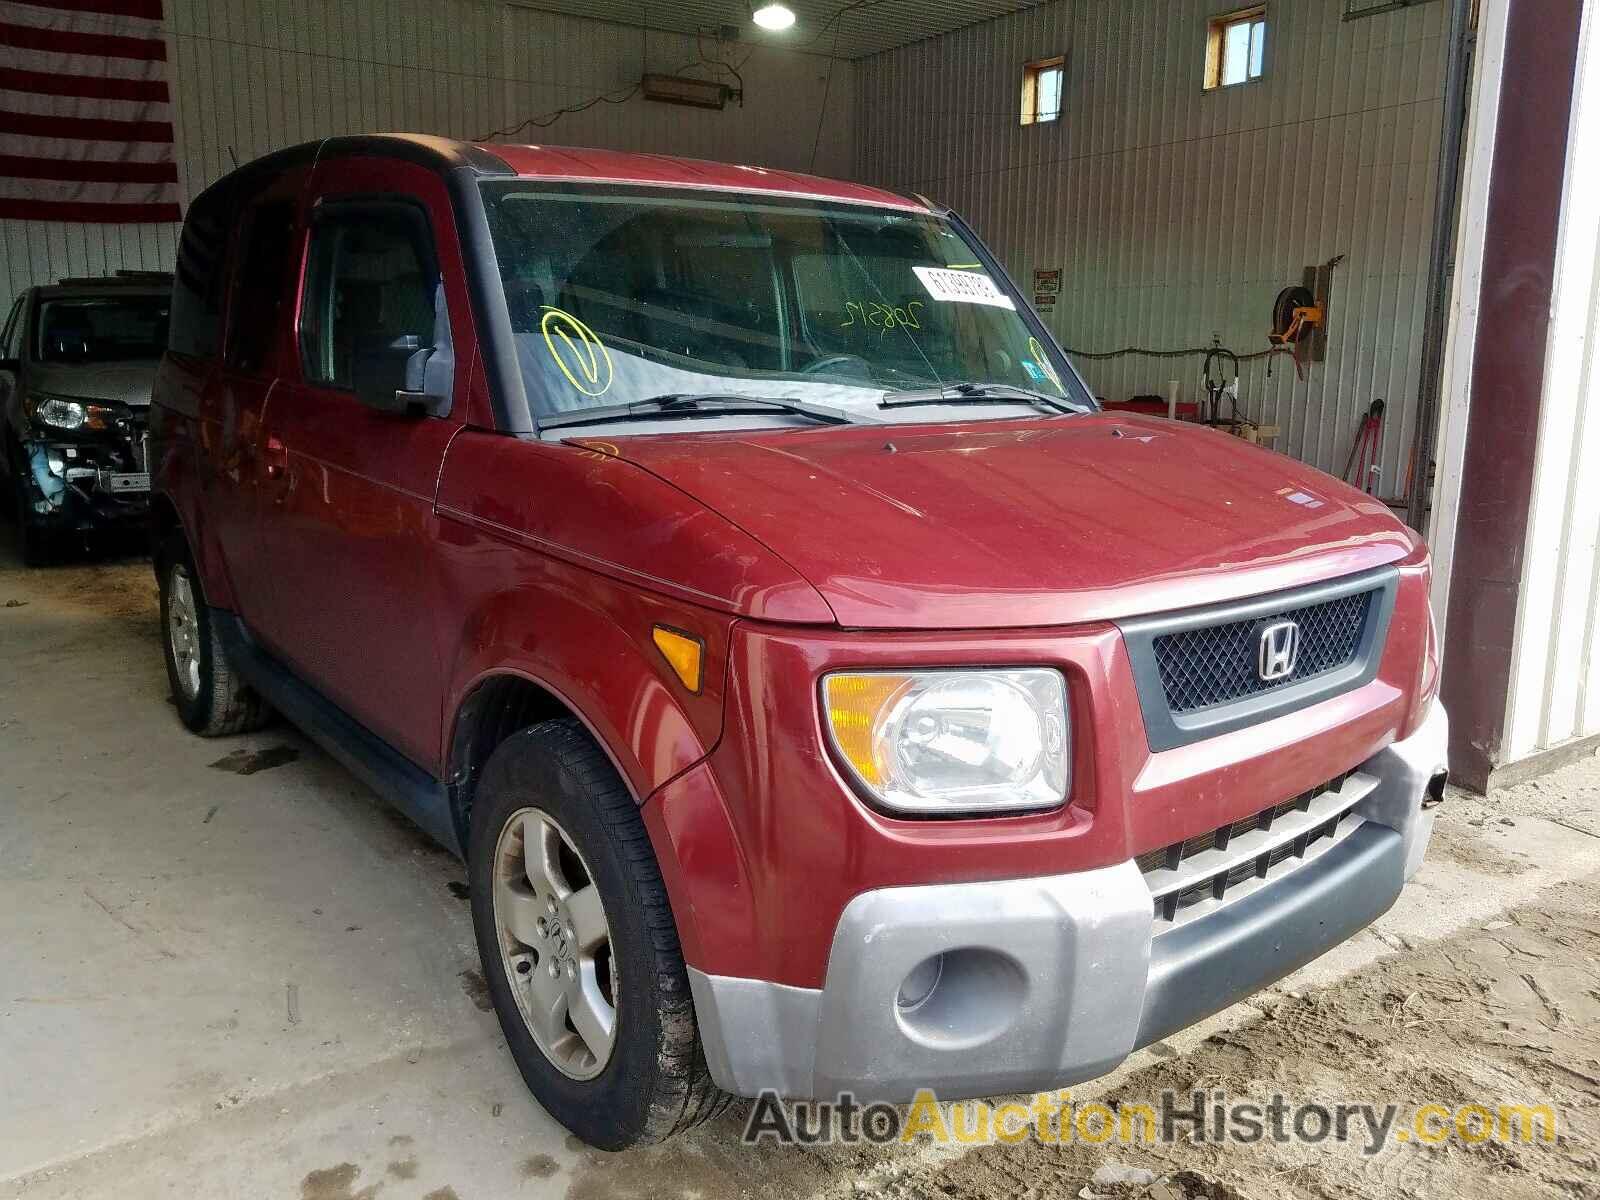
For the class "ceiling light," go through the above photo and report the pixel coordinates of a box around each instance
[752,2,796,31]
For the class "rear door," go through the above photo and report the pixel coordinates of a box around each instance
[252,156,470,770]
[209,171,307,623]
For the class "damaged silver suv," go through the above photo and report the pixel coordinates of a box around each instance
[0,273,168,564]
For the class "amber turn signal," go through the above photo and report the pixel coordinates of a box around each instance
[652,626,704,693]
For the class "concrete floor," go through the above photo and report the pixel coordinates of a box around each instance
[3,530,1599,1200]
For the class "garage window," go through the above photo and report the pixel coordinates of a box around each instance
[1205,7,1266,90]
[1020,56,1064,125]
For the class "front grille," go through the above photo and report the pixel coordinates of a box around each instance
[1134,773,1349,875]
[1138,772,1368,925]
[1153,589,1372,714]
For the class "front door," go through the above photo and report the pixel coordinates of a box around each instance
[253,158,472,771]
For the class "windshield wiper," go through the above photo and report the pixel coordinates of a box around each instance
[880,382,1084,416]
[540,392,860,431]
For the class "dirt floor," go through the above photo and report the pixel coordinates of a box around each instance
[3,533,1600,1200]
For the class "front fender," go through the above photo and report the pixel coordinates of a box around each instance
[435,517,733,805]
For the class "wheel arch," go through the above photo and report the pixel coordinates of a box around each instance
[149,491,183,560]
[446,669,644,853]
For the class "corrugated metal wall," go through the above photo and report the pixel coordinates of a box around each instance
[498,6,854,170]
[1502,0,1600,765]
[1,0,855,300]
[854,0,1448,482]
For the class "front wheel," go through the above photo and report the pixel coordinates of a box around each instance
[468,719,730,1149]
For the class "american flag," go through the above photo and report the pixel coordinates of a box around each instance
[0,0,179,223]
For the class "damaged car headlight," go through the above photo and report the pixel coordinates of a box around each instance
[822,669,1070,815]
[26,393,118,432]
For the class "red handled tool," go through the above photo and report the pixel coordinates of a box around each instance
[1343,399,1384,495]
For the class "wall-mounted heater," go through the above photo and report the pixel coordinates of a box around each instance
[640,73,736,109]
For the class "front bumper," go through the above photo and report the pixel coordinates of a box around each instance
[689,699,1447,1101]
[18,437,149,531]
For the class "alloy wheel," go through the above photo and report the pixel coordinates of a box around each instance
[492,806,617,1080]
[166,564,202,700]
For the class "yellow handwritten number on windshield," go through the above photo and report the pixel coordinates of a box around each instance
[541,307,614,397]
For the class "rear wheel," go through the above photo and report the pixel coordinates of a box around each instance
[468,719,731,1149]
[157,532,272,736]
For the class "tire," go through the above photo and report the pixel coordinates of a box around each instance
[10,452,54,567]
[157,531,272,736]
[468,719,731,1149]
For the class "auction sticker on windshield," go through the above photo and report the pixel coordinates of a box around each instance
[913,266,1017,310]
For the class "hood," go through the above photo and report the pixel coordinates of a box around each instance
[580,414,1419,630]
[28,360,159,409]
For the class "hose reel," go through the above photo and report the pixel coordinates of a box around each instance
[1269,285,1322,346]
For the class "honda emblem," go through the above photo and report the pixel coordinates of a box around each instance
[1257,620,1300,682]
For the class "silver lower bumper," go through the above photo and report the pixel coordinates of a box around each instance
[689,701,1447,1101]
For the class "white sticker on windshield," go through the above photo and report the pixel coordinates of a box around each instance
[913,266,1017,310]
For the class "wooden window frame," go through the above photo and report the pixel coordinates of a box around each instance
[1204,6,1267,91]
[1020,55,1066,126]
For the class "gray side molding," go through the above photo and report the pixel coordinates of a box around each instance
[687,971,821,1099]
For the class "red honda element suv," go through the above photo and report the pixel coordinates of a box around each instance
[151,135,1448,1149]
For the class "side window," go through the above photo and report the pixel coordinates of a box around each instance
[170,182,232,358]
[225,201,298,374]
[0,295,24,359]
[298,204,444,398]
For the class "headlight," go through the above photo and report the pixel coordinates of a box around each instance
[822,668,1070,816]
[27,394,117,431]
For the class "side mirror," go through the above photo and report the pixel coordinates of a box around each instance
[351,332,416,414]
[351,334,443,417]
[395,341,453,418]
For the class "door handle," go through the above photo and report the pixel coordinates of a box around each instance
[263,435,287,480]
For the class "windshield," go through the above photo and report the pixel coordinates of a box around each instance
[479,182,1090,424]
[35,295,169,364]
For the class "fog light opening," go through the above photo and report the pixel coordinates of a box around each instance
[896,952,944,1012]
[893,947,1027,1050]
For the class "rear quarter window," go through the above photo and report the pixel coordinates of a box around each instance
[0,294,25,359]
[169,183,232,358]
